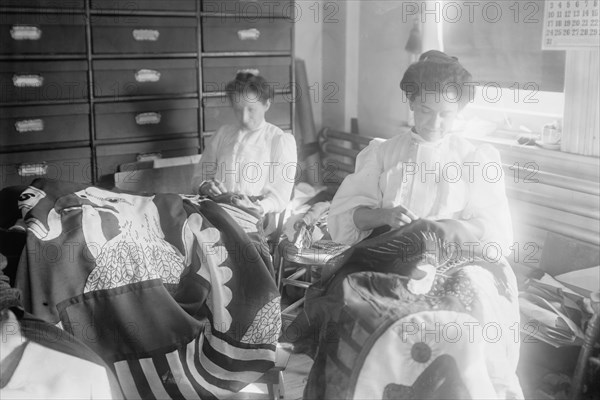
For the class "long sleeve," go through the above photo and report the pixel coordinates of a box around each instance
[460,144,514,256]
[191,128,222,193]
[258,132,297,214]
[328,139,384,245]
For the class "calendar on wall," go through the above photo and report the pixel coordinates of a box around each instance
[542,0,600,49]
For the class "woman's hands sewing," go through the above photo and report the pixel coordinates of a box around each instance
[199,179,264,218]
[199,178,227,197]
[353,205,419,231]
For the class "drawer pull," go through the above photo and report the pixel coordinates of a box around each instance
[132,29,160,41]
[237,28,260,41]
[135,112,161,125]
[135,69,161,83]
[15,119,44,133]
[13,74,44,87]
[10,25,42,40]
[18,162,48,176]
[136,152,162,162]
[237,68,260,76]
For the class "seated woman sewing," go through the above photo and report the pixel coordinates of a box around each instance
[297,51,522,399]
[328,50,512,250]
[192,72,297,232]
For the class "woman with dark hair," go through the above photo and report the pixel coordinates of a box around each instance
[328,50,512,253]
[297,51,522,399]
[192,72,297,219]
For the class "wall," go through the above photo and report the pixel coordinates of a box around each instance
[294,0,324,134]
[298,1,423,137]
[356,2,414,137]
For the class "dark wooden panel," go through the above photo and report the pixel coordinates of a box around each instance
[0,60,88,103]
[201,0,293,16]
[90,0,196,11]
[0,103,89,147]
[91,16,197,54]
[93,59,197,98]
[0,13,86,55]
[95,99,198,140]
[0,147,92,189]
[202,17,292,52]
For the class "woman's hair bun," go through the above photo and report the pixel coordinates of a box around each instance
[226,72,274,104]
[419,50,459,63]
[400,49,474,109]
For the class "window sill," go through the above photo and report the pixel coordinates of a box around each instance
[468,130,600,166]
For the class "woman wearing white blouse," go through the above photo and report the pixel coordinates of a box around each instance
[328,50,513,255]
[193,73,297,218]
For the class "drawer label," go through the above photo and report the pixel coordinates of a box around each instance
[10,25,42,41]
[136,152,162,162]
[18,162,48,177]
[237,28,260,41]
[132,29,160,41]
[135,112,162,125]
[13,74,44,87]
[15,119,44,133]
[135,69,161,83]
[237,68,260,76]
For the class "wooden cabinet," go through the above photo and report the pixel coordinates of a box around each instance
[0,1,295,190]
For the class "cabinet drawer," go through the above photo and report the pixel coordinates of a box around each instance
[0,147,91,189]
[0,13,86,55]
[93,59,197,98]
[91,16,197,54]
[0,1,84,9]
[202,17,292,52]
[202,57,290,92]
[96,137,199,178]
[201,0,293,16]
[95,99,198,140]
[0,60,88,103]
[0,104,89,147]
[90,0,196,12]
[203,93,291,132]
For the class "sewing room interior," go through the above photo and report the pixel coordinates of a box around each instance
[0,1,599,399]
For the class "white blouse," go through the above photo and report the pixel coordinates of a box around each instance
[193,121,297,214]
[328,131,514,255]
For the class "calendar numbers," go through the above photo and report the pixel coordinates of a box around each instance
[543,0,600,49]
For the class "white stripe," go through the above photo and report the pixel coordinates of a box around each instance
[114,360,142,400]
[207,333,275,362]
[165,350,201,400]
[139,358,172,400]
[184,337,234,399]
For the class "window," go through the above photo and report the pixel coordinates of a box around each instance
[442,0,566,92]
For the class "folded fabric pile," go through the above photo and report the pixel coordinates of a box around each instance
[519,272,590,348]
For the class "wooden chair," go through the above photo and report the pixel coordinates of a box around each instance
[275,128,374,321]
[255,343,292,400]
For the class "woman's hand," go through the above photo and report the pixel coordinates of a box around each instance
[353,205,419,231]
[199,178,227,197]
[384,205,419,229]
